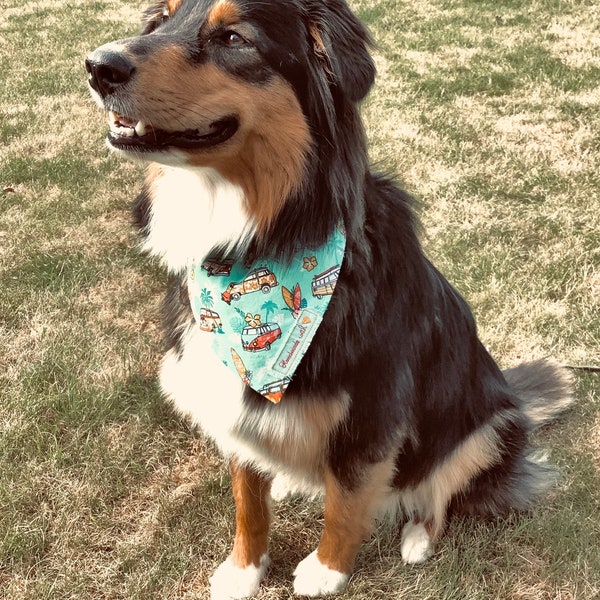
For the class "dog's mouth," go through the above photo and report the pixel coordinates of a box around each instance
[107,111,239,151]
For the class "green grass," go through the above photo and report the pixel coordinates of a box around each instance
[1,0,599,598]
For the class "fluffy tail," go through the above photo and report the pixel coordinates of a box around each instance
[503,358,575,431]
[454,358,574,518]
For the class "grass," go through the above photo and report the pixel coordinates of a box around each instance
[1,0,599,598]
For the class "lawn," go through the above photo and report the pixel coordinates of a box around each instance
[1,0,599,598]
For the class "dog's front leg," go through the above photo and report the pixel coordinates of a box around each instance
[210,459,272,600]
[293,466,389,597]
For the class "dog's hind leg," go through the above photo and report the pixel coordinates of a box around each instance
[293,460,395,597]
[398,415,509,564]
[210,459,272,600]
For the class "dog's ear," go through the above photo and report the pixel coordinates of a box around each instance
[140,1,167,35]
[306,0,375,102]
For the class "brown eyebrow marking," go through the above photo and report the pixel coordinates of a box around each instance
[167,0,183,14]
[206,0,241,27]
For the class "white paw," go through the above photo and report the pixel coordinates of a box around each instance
[293,550,349,597]
[401,521,433,564]
[270,473,294,501]
[210,554,269,600]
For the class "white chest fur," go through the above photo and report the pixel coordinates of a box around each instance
[144,164,258,457]
[145,164,344,493]
[159,326,336,495]
[142,165,254,273]
[160,326,247,453]
[145,165,306,480]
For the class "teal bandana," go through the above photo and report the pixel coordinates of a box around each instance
[188,227,346,403]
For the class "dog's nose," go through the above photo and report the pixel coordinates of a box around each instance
[85,48,136,98]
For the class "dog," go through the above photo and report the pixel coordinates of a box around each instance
[85,0,574,597]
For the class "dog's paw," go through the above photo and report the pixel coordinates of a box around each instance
[210,554,269,600]
[270,473,294,501]
[293,550,349,597]
[401,520,433,564]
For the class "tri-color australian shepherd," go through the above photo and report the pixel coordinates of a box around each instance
[86,0,574,597]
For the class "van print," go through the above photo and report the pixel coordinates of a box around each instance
[311,265,341,299]
[258,376,291,404]
[221,267,278,304]
[188,225,345,402]
[241,322,282,352]
[201,258,234,276]
[197,307,222,332]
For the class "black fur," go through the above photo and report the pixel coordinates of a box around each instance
[90,0,574,586]
[129,0,573,510]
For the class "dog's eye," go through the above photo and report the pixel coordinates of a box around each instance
[219,30,247,46]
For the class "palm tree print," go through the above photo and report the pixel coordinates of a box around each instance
[200,288,214,309]
[261,300,278,322]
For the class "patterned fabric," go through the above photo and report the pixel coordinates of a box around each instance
[188,227,346,403]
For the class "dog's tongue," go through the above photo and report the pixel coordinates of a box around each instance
[109,110,136,128]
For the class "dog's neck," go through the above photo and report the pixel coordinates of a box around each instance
[140,166,360,275]
[139,106,370,274]
[141,164,256,273]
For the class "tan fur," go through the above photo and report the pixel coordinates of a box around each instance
[126,46,311,232]
[229,459,272,568]
[308,22,333,75]
[317,457,397,574]
[192,74,311,233]
[206,0,240,27]
[146,162,164,185]
[166,0,182,14]
[402,417,505,538]
[244,393,350,475]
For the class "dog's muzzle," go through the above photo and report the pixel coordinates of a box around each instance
[85,43,240,152]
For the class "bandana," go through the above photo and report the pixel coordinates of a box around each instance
[188,227,346,403]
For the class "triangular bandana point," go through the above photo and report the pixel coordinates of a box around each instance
[188,227,346,403]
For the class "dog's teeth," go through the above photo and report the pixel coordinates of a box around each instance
[107,111,139,137]
[113,123,135,137]
[135,121,147,137]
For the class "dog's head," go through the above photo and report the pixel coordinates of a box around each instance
[86,0,374,160]
[86,0,374,237]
